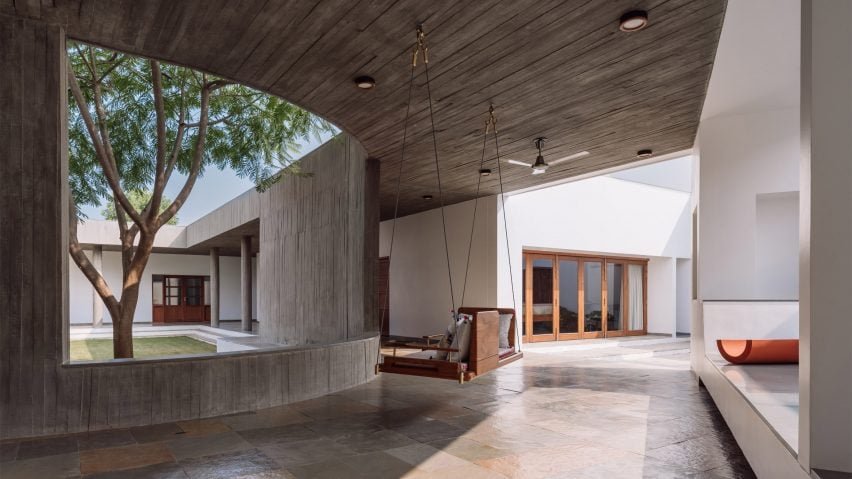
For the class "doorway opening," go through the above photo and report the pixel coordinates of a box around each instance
[152,275,211,323]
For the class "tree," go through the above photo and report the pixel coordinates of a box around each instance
[67,42,334,358]
[101,190,178,225]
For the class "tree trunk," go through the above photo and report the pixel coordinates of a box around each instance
[113,304,135,358]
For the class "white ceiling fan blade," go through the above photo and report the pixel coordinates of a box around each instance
[547,151,590,166]
[506,159,532,167]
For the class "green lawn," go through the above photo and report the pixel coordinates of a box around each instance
[70,336,217,361]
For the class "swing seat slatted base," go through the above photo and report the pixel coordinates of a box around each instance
[378,308,523,383]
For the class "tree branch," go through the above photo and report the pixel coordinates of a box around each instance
[149,60,168,219]
[157,81,214,227]
[67,53,146,229]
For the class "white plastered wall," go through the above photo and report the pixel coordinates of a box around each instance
[379,172,692,338]
[69,252,257,324]
[379,197,497,337]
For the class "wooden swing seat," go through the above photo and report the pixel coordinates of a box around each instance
[379,308,523,383]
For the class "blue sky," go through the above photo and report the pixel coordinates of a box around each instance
[80,133,333,225]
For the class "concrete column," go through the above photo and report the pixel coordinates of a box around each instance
[91,245,103,327]
[800,1,852,473]
[209,247,220,328]
[241,236,252,332]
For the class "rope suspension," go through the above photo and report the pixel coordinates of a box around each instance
[376,27,521,372]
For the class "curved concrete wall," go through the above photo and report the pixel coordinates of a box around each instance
[0,17,379,440]
[259,136,380,345]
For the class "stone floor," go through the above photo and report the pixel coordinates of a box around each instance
[0,341,754,478]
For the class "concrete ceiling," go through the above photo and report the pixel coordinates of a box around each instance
[5,0,726,219]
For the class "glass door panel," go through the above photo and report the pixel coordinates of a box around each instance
[529,257,556,341]
[558,259,579,337]
[606,263,624,336]
[627,264,645,332]
[583,261,604,336]
[522,259,527,338]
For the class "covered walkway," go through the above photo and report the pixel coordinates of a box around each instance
[0,341,752,478]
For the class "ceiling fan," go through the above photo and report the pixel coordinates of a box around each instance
[505,137,590,175]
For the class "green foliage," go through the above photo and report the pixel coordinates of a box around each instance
[67,41,335,215]
[101,190,179,225]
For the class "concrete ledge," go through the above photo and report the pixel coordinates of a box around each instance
[698,354,808,479]
[4,335,380,440]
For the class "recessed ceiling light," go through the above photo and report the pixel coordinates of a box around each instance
[354,75,376,89]
[479,168,492,177]
[422,194,433,200]
[637,149,653,159]
[619,10,649,32]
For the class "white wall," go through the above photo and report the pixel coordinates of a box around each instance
[755,191,799,299]
[378,168,692,339]
[379,197,497,337]
[696,108,800,300]
[69,252,257,324]
[647,257,676,336]
[676,258,692,334]
[497,175,692,336]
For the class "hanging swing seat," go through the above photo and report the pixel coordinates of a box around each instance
[379,308,523,383]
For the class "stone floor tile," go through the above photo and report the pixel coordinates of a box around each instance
[401,463,509,479]
[386,442,470,471]
[175,419,232,437]
[79,442,174,475]
[344,451,418,478]
[129,423,185,443]
[82,461,189,479]
[179,448,279,479]
[331,428,417,453]
[220,408,311,432]
[0,441,19,462]
[238,424,320,447]
[166,431,253,461]
[260,437,358,467]
[0,451,80,478]
[388,417,466,443]
[645,435,742,472]
[427,437,512,462]
[76,429,137,451]
[16,435,79,460]
[475,444,633,479]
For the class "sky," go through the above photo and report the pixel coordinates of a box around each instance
[80,132,333,225]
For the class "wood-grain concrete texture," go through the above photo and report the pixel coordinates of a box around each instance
[0,17,379,441]
[0,0,726,219]
[259,135,380,345]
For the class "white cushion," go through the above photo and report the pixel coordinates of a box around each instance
[498,313,513,349]
[450,314,473,362]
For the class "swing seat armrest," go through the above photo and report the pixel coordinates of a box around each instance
[405,343,459,353]
[422,334,446,346]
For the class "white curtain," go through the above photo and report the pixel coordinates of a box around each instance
[628,264,644,330]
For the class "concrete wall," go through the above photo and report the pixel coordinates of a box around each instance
[0,18,380,440]
[259,135,379,345]
[69,252,257,324]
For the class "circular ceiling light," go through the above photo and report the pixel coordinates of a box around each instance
[479,168,492,177]
[619,10,649,32]
[637,148,653,159]
[422,194,433,200]
[354,76,376,89]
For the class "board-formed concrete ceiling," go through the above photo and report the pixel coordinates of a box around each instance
[5,0,726,219]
